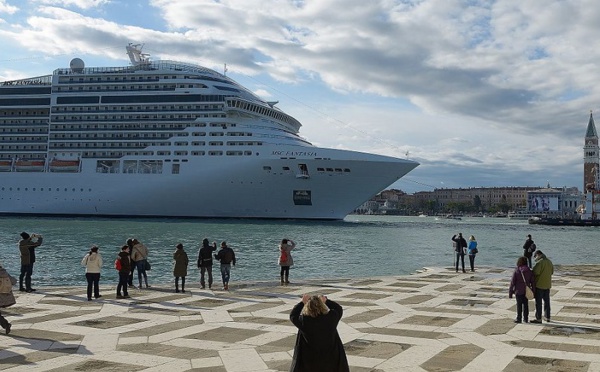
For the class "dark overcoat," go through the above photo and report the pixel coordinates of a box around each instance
[173,249,189,277]
[289,299,349,372]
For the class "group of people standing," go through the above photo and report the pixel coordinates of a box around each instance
[81,238,238,299]
[451,233,478,272]
[509,234,554,324]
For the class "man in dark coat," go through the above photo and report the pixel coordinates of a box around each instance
[197,238,217,289]
[523,234,536,268]
[214,241,236,290]
[289,294,349,372]
[18,232,43,292]
[451,233,467,273]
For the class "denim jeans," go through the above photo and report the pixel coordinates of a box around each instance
[220,263,231,284]
[534,288,551,320]
[85,272,100,299]
[468,255,476,271]
[136,260,148,287]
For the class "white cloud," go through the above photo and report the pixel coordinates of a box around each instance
[0,0,18,14]
[0,0,597,191]
[32,0,110,10]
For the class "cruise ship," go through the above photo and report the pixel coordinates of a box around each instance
[0,44,418,219]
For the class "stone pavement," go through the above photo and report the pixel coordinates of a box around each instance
[1,265,600,372]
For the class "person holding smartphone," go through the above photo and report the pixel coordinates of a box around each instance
[278,238,296,285]
[18,232,43,292]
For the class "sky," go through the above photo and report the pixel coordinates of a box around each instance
[0,0,597,194]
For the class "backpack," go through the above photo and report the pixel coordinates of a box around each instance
[280,250,288,264]
[528,243,537,253]
[114,258,122,271]
[0,276,12,294]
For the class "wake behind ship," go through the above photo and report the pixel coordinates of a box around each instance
[0,45,418,219]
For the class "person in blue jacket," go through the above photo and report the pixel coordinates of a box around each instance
[467,235,478,272]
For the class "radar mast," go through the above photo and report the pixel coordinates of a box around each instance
[126,43,151,66]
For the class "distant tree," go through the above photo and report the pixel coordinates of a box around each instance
[473,195,482,212]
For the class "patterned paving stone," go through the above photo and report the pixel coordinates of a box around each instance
[1,266,600,372]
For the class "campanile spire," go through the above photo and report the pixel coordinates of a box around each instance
[584,111,599,193]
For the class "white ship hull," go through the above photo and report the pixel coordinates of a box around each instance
[1,148,416,219]
[0,45,418,219]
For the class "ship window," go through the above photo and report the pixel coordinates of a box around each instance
[344,168,351,172]
[334,168,342,172]
[263,166,271,171]
[326,168,333,172]
[317,168,325,172]
[172,163,180,174]
[283,166,290,171]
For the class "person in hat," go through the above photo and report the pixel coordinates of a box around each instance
[18,232,43,293]
[0,263,17,335]
[214,241,236,290]
[173,243,189,293]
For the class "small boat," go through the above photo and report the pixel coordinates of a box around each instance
[445,214,462,220]
[14,159,45,172]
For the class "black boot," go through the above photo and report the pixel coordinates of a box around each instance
[175,277,179,293]
[181,277,186,293]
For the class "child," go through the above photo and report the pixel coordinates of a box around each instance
[116,245,131,299]
[509,256,535,323]
[0,263,17,334]
[173,243,189,293]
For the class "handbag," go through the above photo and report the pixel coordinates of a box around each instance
[471,248,478,254]
[144,260,151,271]
[520,271,534,300]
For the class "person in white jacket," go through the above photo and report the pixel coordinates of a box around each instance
[81,245,103,301]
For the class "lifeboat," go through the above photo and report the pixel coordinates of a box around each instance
[0,160,12,172]
[14,160,45,172]
[49,159,80,172]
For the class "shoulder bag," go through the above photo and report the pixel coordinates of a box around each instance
[520,271,534,300]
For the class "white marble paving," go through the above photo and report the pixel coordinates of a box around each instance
[2,266,600,371]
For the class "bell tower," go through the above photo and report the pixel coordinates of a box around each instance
[584,111,599,193]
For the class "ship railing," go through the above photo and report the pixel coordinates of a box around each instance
[53,60,227,78]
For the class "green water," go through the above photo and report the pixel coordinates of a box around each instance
[0,215,596,286]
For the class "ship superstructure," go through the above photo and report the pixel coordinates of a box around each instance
[0,44,418,219]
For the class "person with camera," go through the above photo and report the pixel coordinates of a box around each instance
[18,232,43,293]
[197,238,217,289]
[451,233,467,273]
[289,294,349,371]
[278,238,296,285]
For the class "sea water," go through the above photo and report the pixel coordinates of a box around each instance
[0,215,597,287]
